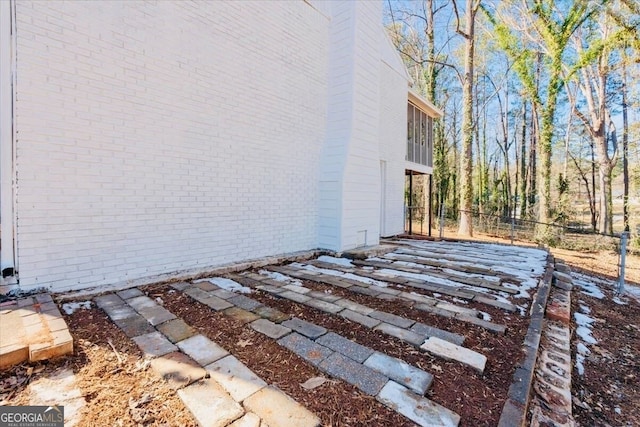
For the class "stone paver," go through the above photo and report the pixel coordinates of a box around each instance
[243,386,321,427]
[253,306,289,323]
[94,294,125,310]
[339,309,381,329]
[203,295,235,311]
[316,332,373,363]
[157,319,197,343]
[229,412,261,427]
[211,289,237,300]
[334,298,374,315]
[364,352,433,395]
[410,322,465,346]
[28,368,85,427]
[206,355,268,402]
[277,332,333,366]
[319,352,388,396]
[178,379,244,427]
[282,318,327,339]
[177,334,229,366]
[103,304,137,321]
[150,351,206,389]
[307,291,341,303]
[113,315,156,337]
[116,288,144,300]
[132,331,178,358]
[305,298,344,314]
[170,282,191,291]
[282,284,311,294]
[278,290,311,304]
[250,319,291,339]
[369,311,414,328]
[137,305,177,326]
[374,322,425,346]
[421,337,487,373]
[224,307,260,324]
[228,295,264,311]
[127,295,158,311]
[377,381,460,427]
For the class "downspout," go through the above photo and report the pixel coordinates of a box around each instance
[0,0,17,279]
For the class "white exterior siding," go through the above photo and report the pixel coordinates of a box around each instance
[13,1,329,291]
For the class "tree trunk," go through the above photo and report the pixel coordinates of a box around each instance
[457,0,477,237]
[622,53,630,233]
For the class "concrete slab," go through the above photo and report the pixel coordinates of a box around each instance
[177,334,229,366]
[420,337,487,373]
[316,332,373,363]
[377,381,460,427]
[250,319,291,339]
[319,352,388,396]
[178,379,244,427]
[281,318,326,339]
[150,351,207,389]
[206,355,267,402]
[132,332,178,358]
[243,386,321,427]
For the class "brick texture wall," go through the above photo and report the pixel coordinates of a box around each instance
[14,1,330,291]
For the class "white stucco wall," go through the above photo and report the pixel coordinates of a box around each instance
[13,1,331,291]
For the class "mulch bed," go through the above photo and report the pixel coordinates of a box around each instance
[569,269,640,426]
[148,284,413,427]
[241,276,528,427]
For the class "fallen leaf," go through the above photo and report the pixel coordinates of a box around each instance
[431,364,443,373]
[237,339,253,348]
[300,376,327,390]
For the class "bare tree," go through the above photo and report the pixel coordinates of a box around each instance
[454,0,481,237]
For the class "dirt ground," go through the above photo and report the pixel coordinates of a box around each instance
[1,230,638,426]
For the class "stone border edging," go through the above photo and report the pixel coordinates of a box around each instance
[497,253,555,427]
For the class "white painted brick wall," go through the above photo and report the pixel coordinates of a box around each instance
[379,62,410,237]
[14,1,330,291]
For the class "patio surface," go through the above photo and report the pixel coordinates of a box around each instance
[2,239,568,426]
